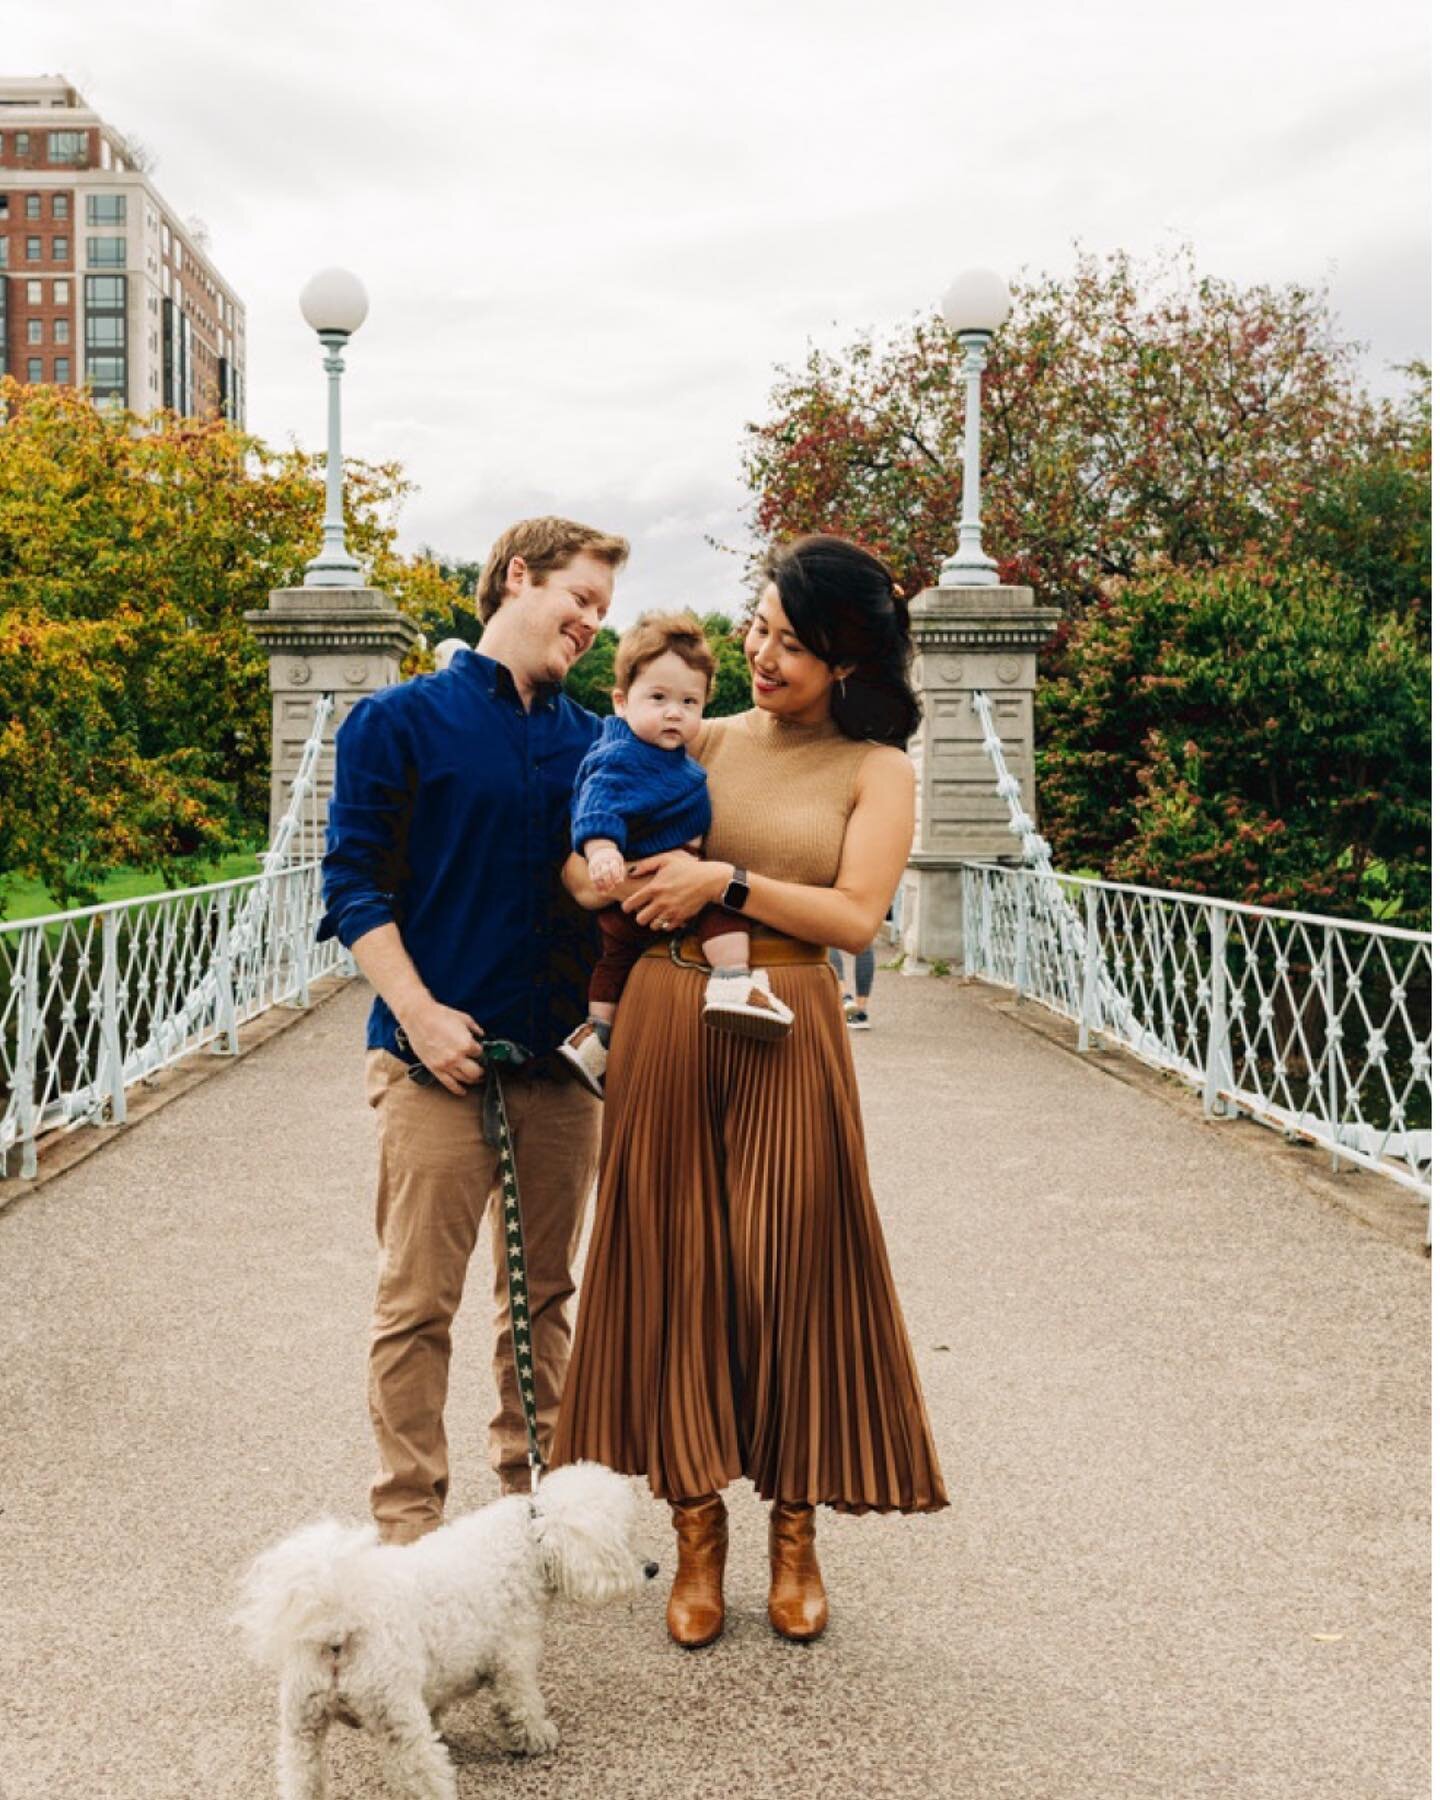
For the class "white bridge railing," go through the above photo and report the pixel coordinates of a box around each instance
[963,693,1432,1203]
[0,694,351,1180]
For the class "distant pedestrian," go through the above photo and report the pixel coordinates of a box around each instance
[829,944,876,1030]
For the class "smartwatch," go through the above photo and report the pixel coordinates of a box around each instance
[720,864,750,913]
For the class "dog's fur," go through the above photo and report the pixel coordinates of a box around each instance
[235,1462,656,1800]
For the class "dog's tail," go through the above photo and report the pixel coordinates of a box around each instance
[233,1518,379,1670]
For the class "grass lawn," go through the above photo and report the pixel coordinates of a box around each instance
[2,849,266,924]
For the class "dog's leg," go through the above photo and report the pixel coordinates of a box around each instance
[372,1697,458,1800]
[277,1673,330,1800]
[492,1642,560,1756]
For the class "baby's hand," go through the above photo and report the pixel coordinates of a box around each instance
[588,846,626,892]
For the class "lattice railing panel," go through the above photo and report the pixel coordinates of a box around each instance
[0,693,348,1178]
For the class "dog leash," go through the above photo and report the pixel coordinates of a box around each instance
[479,1038,546,1496]
[401,1032,545,1493]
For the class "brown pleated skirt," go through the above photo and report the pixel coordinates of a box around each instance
[551,951,949,1514]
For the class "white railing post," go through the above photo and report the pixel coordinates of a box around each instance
[288,870,311,1009]
[1079,885,1099,1053]
[14,927,41,1178]
[961,868,975,978]
[1202,903,1236,1118]
[1013,872,1029,998]
[99,910,127,1125]
[214,887,240,1056]
[1324,931,1341,1172]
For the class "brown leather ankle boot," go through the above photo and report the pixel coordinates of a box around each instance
[667,1495,727,1649]
[768,1501,828,1642]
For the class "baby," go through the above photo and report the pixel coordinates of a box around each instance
[559,611,793,1098]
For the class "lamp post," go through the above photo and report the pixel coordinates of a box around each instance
[299,267,369,588]
[938,267,1012,588]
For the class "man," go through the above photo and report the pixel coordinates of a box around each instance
[319,516,627,1542]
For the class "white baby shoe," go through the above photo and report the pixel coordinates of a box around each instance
[702,969,795,1042]
[558,1021,608,1097]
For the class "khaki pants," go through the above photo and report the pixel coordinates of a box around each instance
[364,1051,601,1543]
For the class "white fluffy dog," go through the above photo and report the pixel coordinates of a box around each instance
[236,1462,657,1800]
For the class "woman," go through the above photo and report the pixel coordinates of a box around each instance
[552,535,947,1649]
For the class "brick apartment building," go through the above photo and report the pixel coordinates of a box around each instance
[0,75,245,421]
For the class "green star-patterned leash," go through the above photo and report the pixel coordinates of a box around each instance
[403,1032,544,1493]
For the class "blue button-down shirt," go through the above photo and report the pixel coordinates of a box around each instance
[317,649,602,1059]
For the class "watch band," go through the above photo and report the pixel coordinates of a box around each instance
[720,864,749,913]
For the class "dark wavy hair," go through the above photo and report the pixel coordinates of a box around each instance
[759,535,921,747]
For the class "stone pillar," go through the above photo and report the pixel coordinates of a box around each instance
[898,583,1060,964]
[245,586,420,852]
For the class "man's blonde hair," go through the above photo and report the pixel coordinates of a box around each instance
[476,516,630,623]
[614,611,716,696]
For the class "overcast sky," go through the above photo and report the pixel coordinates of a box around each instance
[17,0,1433,625]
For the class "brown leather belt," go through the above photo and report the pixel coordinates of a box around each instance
[643,932,829,968]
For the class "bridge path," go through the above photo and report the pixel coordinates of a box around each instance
[0,974,1428,1799]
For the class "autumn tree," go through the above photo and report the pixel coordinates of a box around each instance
[741,245,1423,614]
[0,379,471,904]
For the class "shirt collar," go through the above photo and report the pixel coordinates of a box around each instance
[458,650,561,713]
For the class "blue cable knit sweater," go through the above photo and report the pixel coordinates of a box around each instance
[570,715,712,858]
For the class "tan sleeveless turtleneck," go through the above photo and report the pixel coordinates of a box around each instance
[695,709,874,888]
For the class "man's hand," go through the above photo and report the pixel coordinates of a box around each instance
[586,840,626,893]
[399,997,486,1096]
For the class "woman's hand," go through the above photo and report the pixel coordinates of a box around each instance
[623,857,729,930]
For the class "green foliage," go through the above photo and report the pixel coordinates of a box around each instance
[564,627,619,714]
[1037,561,1431,927]
[0,379,473,905]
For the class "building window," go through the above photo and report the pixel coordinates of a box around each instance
[47,130,88,165]
[0,196,7,218]
[86,314,125,347]
[52,193,69,220]
[54,317,70,344]
[24,194,39,219]
[52,236,68,260]
[15,132,30,158]
[53,278,68,303]
[0,239,7,269]
[26,319,41,345]
[87,194,126,225]
[55,356,71,383]
[87,274,124,306]
[86,236,125,268]
[86,352,125,384]
[25,235,40,261]
[161,222,170,255]
[27,357,42,382]
[26,279,41,304]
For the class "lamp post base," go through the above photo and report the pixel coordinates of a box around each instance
[303,556,366,589]
[938,552,1000,588]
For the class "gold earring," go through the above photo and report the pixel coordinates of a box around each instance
[838,675,848,698]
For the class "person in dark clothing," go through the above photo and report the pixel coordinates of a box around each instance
[558,613,793,1098]
[318,515,628,1536]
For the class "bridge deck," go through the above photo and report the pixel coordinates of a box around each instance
[0,975,1428,1799]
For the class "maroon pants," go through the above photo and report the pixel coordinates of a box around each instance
[591,904,745,1006]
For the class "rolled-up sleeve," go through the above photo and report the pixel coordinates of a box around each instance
[317,696,415,947]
